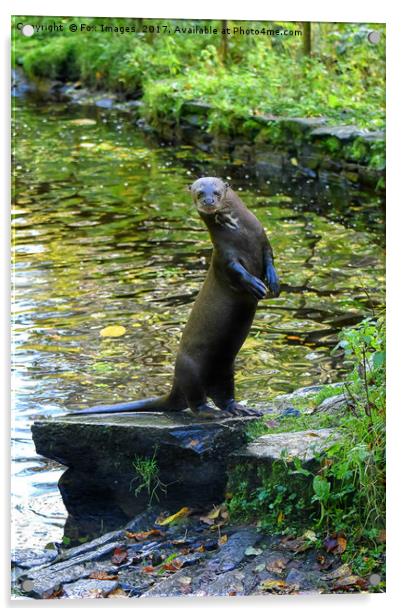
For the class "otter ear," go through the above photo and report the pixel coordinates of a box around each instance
[187,184,193,192]
[224,182,230,190]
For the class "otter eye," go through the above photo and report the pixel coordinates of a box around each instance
[214,191,220,197]
[197,191,204,198]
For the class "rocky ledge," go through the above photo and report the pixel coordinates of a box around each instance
[31,412,255,536]
[13,507,370,599]
[31,397,341,540]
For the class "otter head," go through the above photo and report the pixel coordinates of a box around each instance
[189,177,230,215]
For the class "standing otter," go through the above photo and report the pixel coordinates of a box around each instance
[69,177,280,419]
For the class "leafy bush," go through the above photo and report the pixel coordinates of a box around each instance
[13,17,385,136]
[228,316,385,575]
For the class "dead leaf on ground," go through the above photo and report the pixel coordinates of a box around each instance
[199,503,229,526]
[156,507,191,526]
[323,564,352,580]
[142,565,155,574]
[331,575,368,591]
[126,528,164,541]
[259,579,297,594]
[89,571,118,581]
[266,557,289,574]
[324,533,347,554]
[163,559,182,572]
[280,536,311,553]
[108,588,128,598]
[111,547,128,565]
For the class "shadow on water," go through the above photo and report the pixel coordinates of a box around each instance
[11,92,385,548]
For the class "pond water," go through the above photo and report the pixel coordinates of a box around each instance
[11,93,385,549]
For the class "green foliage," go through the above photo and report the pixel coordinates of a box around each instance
[320,316,386,534]
[228,316,385,576]
[227,459,316,535]
[131,449,166,504]
[313,384,344,406]
[13,17,385,145]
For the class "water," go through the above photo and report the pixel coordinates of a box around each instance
[11,94,385,549]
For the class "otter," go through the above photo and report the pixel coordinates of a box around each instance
[69,177,280,419]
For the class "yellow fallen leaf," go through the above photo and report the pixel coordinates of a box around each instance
[157,507,191,526]
[260,579,289,591]
[100,325,126,338]
[206,506,222,520]
[219,534,228,545]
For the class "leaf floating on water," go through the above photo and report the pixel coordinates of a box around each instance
[100,325,126,338]
[156,507,191,526]
[69,118,97,126]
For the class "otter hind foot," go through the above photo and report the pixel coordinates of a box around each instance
[224,402,263,418]
[189,404,232,420]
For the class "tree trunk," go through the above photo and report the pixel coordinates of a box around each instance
[303,22,312,56]
[220,20,228,64]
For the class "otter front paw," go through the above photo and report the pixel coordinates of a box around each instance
[266,264,280,297]
[244,276,268,300]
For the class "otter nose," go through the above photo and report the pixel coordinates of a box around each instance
[202,197,214,206]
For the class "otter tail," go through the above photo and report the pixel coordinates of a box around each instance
[66,394,183,416]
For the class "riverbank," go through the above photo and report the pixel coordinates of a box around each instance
[12,507,373,599]
[12,17,385,188]
[14,371,385,599]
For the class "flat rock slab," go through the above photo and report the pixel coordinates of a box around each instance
[31,412,255,530]
[231,429,338,464]
[62,578,118,599]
